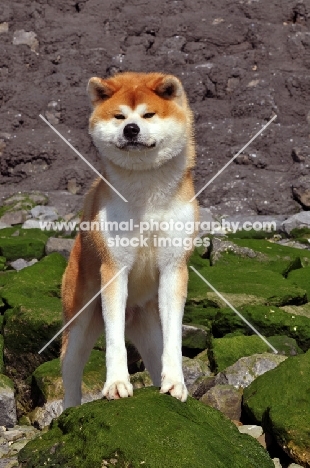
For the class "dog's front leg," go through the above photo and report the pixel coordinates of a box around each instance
[101,266,133,400]
[159,263,188,402]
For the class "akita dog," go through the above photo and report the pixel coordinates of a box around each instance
[61,72,199,408]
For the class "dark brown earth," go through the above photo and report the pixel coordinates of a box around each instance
[0,0,310,216]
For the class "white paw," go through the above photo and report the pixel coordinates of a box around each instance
[102,380,133,400]
[160,377,188,402]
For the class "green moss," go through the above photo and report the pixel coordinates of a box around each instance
[212,335,273,372]
[0,256,6,271]
[0,334,4,373]
[287,266,310,299]
[243,350,310,466]
[183,304,219,328]
[230,238,310,268]
[290,227,310,239]
[211,335,302,372]
[182,323,209,350]
[226,230,276,240]
[19,387,273,468]
[32,350,106,402]
[0,373,15,390]
[1,254,67,377]
[0,192,48,218]
[188,266,306,307]
[0,228,49,261]
[212,305,310,352]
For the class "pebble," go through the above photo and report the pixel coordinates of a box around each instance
[10,259,38,271]
[238,424,263,439]
[12,30,39,53]
[0,211,27,226]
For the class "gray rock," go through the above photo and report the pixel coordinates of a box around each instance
[0,211,26,226]
[45,237,75,260]
[272,459,282,468]
[0,222,9,230]
[199,207,214,233]
[215,353,287,389]
[282,212,310,235]
[238,425,263,439]
[10,259,38,271]
[0,376,17,428]
[292,176,310,209]
[182,356,212,389]
[130,370,152,389]
[287,464,304,468]
[200,384,242,421]
[44,191,83,218]
[224,215,287,234]
[210,237,266,265]
[0,22,9,34]
[292,146,309,163]
[21,219,42,229]
[12,30,39,53]
[2,430,24,442]
[30,205,58,221]
[31,392,102,429]
[45,101,61,125]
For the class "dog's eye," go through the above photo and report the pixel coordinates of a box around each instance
[114,114,125,119]
[143,113,155,119]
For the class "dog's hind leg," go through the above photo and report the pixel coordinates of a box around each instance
[125,301,163,387]
[61,234,104,409]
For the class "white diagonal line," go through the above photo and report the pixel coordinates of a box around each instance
[190,114,277,202]
[189,266,278,354]
[39,114,128,202]
[38,266,127,354]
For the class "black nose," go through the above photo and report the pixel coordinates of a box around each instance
[123,123,140,140]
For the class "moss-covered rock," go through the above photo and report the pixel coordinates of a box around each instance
[19,387,274,468]
[209,237,306,276]
[0,192,48,219]
[0,334,4,373]
[188,262,306,308]
[211,305,310,352]
[0,228,49,261]
[0,373,16,427]
[280,302,310,318]
[182,323,209,350]
[243,350,310,467]
[287,266,310,299]
[230,238,310,269]
[0,255,6,271]
[211,335,302,372]
[32,350,106,404]
[1,253,66,397]
[2,253,66,353]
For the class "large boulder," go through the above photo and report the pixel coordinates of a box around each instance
[243,350,310,467]
[211,334,302,372]
[0,253,66,415]
[215,353,287,389]
[30,350,106,429]
[2,253,66,377]
[19,387,274,468]
[211,305,310,352]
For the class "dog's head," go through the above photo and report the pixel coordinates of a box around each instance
[87,72,193,170]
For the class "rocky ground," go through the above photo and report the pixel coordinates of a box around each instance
[0,0,310,216]
[0,193,310,466]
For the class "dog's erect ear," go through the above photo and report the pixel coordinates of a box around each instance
[154,75,183,100]
[87,77,116,106]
